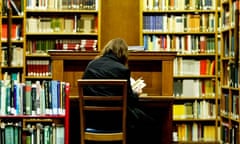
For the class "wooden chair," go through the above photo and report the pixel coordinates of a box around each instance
[77,79,128,144]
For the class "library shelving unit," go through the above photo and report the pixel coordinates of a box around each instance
[0,1,76,144]
[1,0,25,82]
[220,0,240,143]
[140,0,221,143]
[0,80,70,144]
[23,0,101,82]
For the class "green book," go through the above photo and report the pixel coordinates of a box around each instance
[4,123,14,144]
[25,81,32,115]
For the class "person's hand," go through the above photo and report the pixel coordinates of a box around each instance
[133,86,143,94]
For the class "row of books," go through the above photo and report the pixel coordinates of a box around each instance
[221,122,239,144]
[143,13,216,33]
[173,123,218,142]
[0,80,70,116]
[1,24,22,41]
[143,0,219,11]
[26,40,55,55]
[221,62,240,88]
[24,123,64,144]
[26,39,98,54]
[0,122,64,144]
[173,100,216,120]
[222,34,238,58]
[143,34,216,53]
[26,0,97,10]
[0,121,22,144]
[26,60,51,77]
[173,79,215,97]
[26,14,97,33]
[173,58,216,76]
[2,72,21,83]
[1,46,24,67]
[221,93,239,120]
[221,0,238,29]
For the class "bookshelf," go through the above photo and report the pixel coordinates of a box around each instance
[220,0,240,143]
[140,0,221,143]
[0,1,80,144]
[23,0,101,82]
[0,80,70,144]
[1,0,24,82]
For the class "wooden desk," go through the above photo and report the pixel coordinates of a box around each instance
[139,96,174,144]
[48,50,176,97]
[48,50,177,144]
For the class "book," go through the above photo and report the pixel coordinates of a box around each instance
[130,77,146,92]
[43,81,50,115]
[51,80,59,115]
[4,123,15,144]
[56,125,64,144]
[25,81,32,115]
[11,47,23,67]
[0,122,5,144]
[35,81,41,115]
[44,125,50,144]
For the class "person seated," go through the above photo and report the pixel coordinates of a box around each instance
[82,38,158,144]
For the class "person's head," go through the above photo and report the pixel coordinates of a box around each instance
[98,38,128,65]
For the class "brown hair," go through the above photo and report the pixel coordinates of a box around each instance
[96,38,128,65]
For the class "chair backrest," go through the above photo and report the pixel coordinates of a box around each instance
[77,79,128,144]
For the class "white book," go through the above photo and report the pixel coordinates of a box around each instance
[1,81,7,115]
[130,77,146,92]
[56,125,64,144]
[182,79,194,97]
[192,122,199,141]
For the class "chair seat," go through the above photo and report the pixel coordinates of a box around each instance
[86,128,122,133]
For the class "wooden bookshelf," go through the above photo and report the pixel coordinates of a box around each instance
[48,50,176,144]
[23,0,101,81]
[139,0,221,143]
[220,0,240,143]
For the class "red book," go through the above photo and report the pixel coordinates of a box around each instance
[200,60,207,75]
[200,36,206,53]
[1,24,18,40]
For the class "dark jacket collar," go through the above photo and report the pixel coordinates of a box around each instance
[103,52,125,64]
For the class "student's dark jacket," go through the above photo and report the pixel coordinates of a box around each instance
[82,52,142,130]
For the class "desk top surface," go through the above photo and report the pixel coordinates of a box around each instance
[48,50,177,61]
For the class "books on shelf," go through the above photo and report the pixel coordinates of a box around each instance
[0,80,70,116]
[1,46,24,67]
[1,24,22,41]
[26,59,51,77]
[26,0,98,10]
[143,14,215,33]
[143,0,217,11]
[173,79,215,98]
[143,34,215,52]
[174,58,216,76]
[174,123,217,142]
[26,15,98,33]
[173,100,216,120]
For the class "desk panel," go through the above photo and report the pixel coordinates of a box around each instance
[49,51,176,144]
